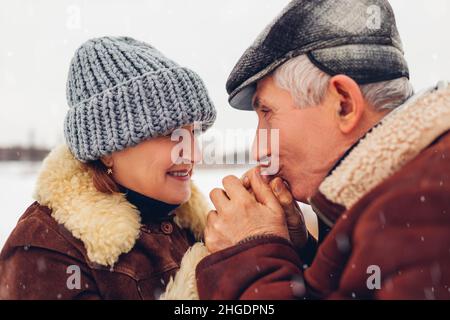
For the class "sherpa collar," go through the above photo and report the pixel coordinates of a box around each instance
[312,82,450,225]
[33,145,210,267]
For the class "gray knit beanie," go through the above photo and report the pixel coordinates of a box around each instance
[64,36,216,162]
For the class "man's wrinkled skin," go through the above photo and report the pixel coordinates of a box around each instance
[205,74,389,253]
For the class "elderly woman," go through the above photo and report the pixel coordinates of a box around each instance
[0,36,216,299]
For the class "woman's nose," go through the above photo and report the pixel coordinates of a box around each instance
[191,136,202,164]
[179,132,202,164]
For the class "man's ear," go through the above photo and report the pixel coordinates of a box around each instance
[329,75,366,134]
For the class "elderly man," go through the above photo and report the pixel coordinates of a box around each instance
[196,0,450,299]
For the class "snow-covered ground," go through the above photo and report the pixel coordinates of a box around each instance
[0,162,317,247]
[0,162,42,247]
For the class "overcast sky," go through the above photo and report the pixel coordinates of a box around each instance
[0,0,449,148]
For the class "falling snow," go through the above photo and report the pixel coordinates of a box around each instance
[37,258,47,273]
[335,233,351,253]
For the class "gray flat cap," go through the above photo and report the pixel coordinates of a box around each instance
[227,0,410,110]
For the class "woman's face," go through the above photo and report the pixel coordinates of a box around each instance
[103,124,201,204]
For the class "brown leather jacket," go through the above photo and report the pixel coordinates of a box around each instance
[196,83,450,300]
[0,145,210,300]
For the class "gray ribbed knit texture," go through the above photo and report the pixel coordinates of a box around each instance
[64,36,216,162]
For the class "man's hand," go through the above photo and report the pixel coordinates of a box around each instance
[268,177,308,250]
[205,168,290,253]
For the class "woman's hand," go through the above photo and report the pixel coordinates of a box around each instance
[241,168,308,251]
[205,170,289,253]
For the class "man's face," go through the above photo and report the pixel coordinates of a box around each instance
[251,76,347,202]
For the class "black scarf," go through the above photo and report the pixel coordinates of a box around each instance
[118,184,180,224]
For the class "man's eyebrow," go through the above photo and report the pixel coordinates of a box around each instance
[252,97,274,111]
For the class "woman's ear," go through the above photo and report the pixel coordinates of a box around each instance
[100,155,114,168]
[329,75,367,134]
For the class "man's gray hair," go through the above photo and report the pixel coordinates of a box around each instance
[273,55,414,111]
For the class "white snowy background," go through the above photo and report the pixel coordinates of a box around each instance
[1,0,449,246]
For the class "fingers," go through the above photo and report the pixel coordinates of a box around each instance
[206,209,218,222]
[269,177,308,249]
[205,209,219,232]
[270,177,303,226]
[222,175,252,201]
[241,174,250,189]
[246,167,281,212]
[209,188,229,212]
[240,168,262,199]
[241,167,257,189]
[204,210,220,252]
[241,167,272,188]
[259,168,273,184]
[270,177,294,209]
[240,172,254,198]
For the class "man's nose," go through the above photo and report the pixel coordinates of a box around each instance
[251,127,271,163]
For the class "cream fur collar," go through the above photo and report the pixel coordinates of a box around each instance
[33,145,210,299]
[318,82,450,210]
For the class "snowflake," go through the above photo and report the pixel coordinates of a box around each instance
[335,233,350,253]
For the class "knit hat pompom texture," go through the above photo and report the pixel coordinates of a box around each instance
[64,36,216,162]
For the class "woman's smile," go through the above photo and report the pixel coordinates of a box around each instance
[166,167,193,182]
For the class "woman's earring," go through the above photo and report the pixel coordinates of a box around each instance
[106,167,113,175]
